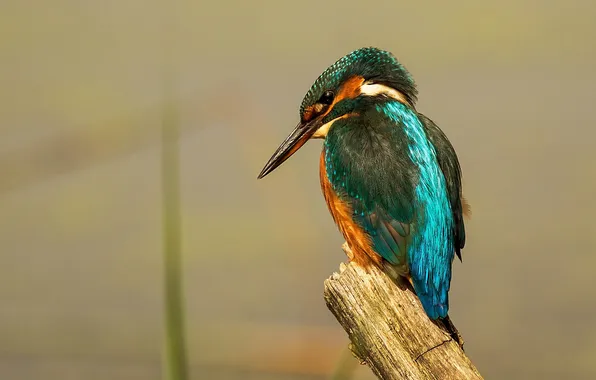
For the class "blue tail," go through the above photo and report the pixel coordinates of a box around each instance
[413,281,449,320]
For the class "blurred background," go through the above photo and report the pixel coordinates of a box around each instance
[1,1,596,379]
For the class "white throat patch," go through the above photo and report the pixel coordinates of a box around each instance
[312,115,346,139]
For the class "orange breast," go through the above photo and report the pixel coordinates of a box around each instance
[319,150,382,268]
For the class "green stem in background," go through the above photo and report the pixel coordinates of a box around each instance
[161,0,187,377]
[329,345,359,380]
[161,95,188,379]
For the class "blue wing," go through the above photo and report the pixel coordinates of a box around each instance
[418,113,467,259]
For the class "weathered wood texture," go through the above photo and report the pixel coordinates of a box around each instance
[324,247,483,380]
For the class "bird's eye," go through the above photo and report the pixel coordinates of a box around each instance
[319,90,335,105]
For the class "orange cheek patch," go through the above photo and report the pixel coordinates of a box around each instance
[336,75,365,102]
[320,75,365,119]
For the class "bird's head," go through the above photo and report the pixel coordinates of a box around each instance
[258,47,417,179]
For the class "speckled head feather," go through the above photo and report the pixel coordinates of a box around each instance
[300,47,418,116]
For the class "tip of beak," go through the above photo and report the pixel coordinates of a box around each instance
[256,167,268,180]
[258,157,280,179]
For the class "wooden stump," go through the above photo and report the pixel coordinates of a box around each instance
[323,245,483,380]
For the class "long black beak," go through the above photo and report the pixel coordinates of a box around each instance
[257,119,321,179]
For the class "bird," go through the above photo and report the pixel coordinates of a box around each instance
[257,47,469,321]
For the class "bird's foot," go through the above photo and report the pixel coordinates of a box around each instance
[382,262,400,280]
[382,262,410,291]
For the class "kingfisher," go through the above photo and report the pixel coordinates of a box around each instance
[257,47,469,321]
